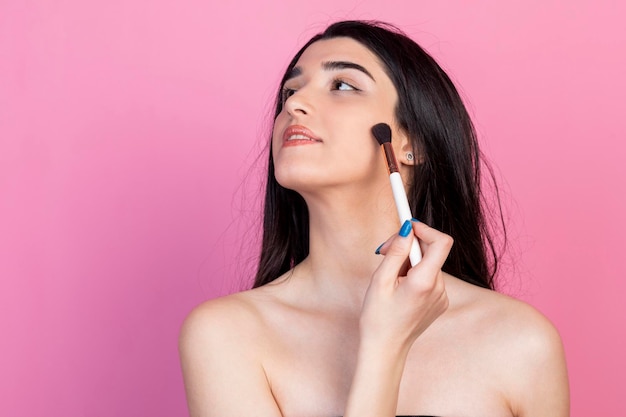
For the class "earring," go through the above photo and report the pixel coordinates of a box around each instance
[406,152,414,161]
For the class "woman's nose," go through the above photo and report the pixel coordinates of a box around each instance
[284,89,313,116]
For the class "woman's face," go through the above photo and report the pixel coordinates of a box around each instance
[272,37,404,195]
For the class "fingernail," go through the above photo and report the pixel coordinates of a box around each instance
[411,218,420,223]
[399,220,412,237]
[374,242,384,255]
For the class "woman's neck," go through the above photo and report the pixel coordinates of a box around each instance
[296,187,401,308]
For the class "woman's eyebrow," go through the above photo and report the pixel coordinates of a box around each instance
[284,60,376,83]
[322,61,375,81]
[284,67,302,82]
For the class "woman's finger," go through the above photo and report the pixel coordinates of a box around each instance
[408,221,453,278]
[371,220,414,287]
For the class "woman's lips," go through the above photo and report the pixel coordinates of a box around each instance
[282,125,323,146]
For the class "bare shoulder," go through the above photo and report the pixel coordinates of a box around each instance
[446,276,570,416]
[180,290,267,346]
[178,287,284,416]
[179,279,292,351]
[454,278,565,361]
[179,286,287,375]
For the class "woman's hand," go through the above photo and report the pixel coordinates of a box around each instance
[343,220,453,417]
[360,220,452,354]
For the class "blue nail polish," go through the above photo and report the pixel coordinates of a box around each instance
[399,220,412,237]
[374,242,384,255]
[411,218,420,223]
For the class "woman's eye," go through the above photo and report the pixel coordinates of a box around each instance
[333,80,356,91]
[281,87,296,104]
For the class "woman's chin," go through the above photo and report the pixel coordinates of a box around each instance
[275,174,323,194]
[275,165,326,188]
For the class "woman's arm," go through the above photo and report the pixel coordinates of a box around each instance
[179,300,283,417]
[344,221,451,416]
[508,309,570,417]
[179,221,452,417]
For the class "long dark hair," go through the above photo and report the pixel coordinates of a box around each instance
[253,20,505,290]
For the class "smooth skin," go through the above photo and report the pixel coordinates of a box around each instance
[179,38,569,417]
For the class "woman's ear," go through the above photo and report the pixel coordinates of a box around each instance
[394,130,420,166]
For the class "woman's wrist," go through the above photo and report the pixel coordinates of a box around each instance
[343,339,410,417]
[356,338,411,391]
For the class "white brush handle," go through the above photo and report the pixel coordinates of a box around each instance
[389,172,422,266]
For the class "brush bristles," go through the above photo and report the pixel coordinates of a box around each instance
[371,123,392,145]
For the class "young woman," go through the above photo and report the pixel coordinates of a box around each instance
[179,21,569,417]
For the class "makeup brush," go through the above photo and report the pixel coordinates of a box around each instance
[371,123,422,266]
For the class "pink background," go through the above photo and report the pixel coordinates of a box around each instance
[1,1,624,415]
